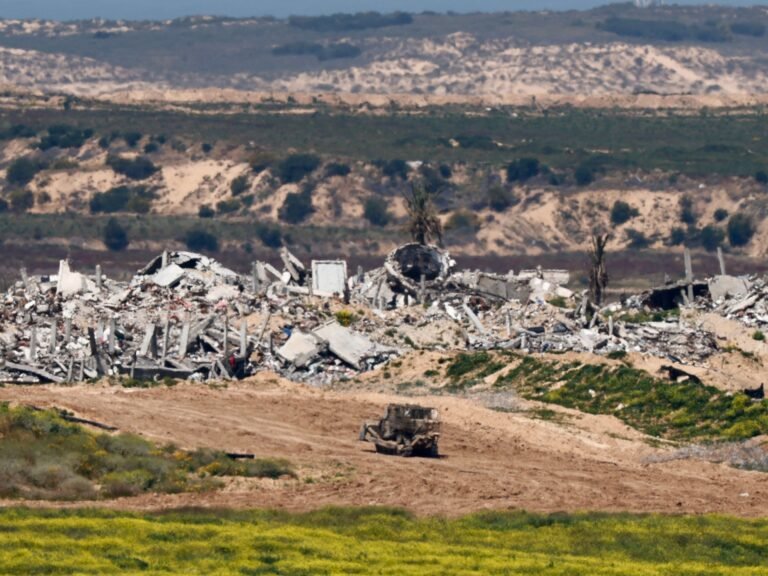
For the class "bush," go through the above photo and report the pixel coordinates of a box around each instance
[625,228,650,250]
[446,210,480,232]
[700,225,725,252]
[714,208,729,222]
[201,142,213,154]
[6,157,44,186]
[230,175,249,196]
[9,189,34,213]
[363,196,390,226]
[279,188,315,224]
[727,214,755,247]
[123,132,142,148]
[185,229,219,252]
[325,162,351,178]
[256,223,283,248]
[216,199,241,214]
[610,200,639,226]
[278,154,321,183]
[103,218,129,251]
[90,186,155,214]
[38,125,93,150]
[487,186,515,212]
[574,163,595,186]
[439,164,453,179]
[755,170,768,185]
[753,330,765,342]
[0,198,8,213]
[143,142,159,154]
[381,159,410,180]
[198,205,215,219]
[107,156,159,181]
[250,151,276,174]
[506,158,540,183]
[679,195,696,225]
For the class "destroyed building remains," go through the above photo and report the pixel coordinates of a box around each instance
[0,244,763,386]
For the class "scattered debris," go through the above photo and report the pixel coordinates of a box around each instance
[2,244,765,386]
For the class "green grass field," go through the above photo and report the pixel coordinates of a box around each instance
[0,507,766,575]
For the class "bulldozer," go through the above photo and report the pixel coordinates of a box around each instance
[359,404,440,457]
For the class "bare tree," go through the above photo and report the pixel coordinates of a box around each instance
[403,181,443,246]
[589,233,610,306]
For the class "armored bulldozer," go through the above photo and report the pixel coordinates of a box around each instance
[359,404,440,457]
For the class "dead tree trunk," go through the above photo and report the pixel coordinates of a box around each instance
[589,233,610,307]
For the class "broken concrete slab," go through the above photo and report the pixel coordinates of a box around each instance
[56,260,95,298]
[708,275,750,302]
[277,330,324,368]
[312,260,348,297]
[313,321,392,370]
[152,264,186,288]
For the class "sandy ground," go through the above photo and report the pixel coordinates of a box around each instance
[0,374,765,517]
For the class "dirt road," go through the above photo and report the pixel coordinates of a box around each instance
[0,374,765,517]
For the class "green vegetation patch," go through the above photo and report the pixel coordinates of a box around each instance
[0,403,295,500]
[494,356,768,441]
[444,351,508,391]
[0,507,765,575]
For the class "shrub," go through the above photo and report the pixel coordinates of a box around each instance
[201,143,213,154]
[230,175,249,196]
[103,218,129,251]
[325,162,351,178]
[143,142,159,154]
[610,200,639,225]
[700,225,725,252]
[755,170,768,185]
[278,154,321,183]
[250,151,276,174]
[714,208,729,222]
[381,159,410,180]
[363,196,390,226]
[447,210,480,232]
[9,189,34,213]
[574,163,595,186]
[279,188,315,223]
[255,223,283,248]
[487,186,515,212]
[38,125,93,150]
[185,229,219,252]
[679,195,696,225]
[727,213,755,247]
[753,330,765,342]
[6,157,44,186]
[439,164,453,179]
[506,158,540,183]
[216,199,241,214]
[625,228,650,250]
[198,205,215,218]
[123,132,142,148]
[0,198,8,213]
[107,155,159,180]
[90,186,155,214]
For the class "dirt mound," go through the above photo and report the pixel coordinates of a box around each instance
[1,376,765,517]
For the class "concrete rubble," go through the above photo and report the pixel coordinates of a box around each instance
[0,244,763,386]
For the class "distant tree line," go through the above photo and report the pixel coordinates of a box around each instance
[598,17,739,43]
[272,42,362,61]
[288,12,412,32]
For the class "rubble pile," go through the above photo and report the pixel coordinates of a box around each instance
[0,243,758,386]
